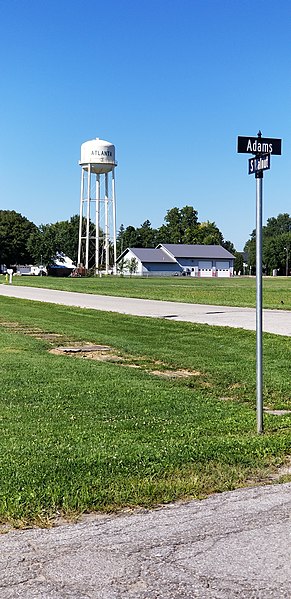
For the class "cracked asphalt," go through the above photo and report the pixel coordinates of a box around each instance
[1,484,291,598]
[0,285,290,597]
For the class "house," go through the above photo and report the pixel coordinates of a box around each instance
[117,247,178,277]
[117,244,235,277]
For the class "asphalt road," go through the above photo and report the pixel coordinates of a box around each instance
[1,483,291,598]
[0,284,290,336]
[0,284,290,598]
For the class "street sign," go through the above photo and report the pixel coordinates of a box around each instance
[237,130,282,434]
[237,136,282,155]
[248,154,270,175]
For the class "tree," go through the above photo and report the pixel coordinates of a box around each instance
[136,220,158,248]
[158,206,199,244]
[222,240,236,254]
[264,213,291,237]
[27,224,57,267]
[234,252,244,274]
[116,205,237,257]
[117,225,139,252]
[0,210,37,267]
[125,257,139,275]
[117,224,125,255]
[159,208,226,246]
[50,215,80,264]
[117,258,126,275]
[244,213,291,275]
[27,215,99,268]
[196,221,223,245]
[180,206,199,242]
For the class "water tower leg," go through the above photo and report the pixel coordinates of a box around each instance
[105,173,109,274]
[85,164,91,270]
[112,168,117,274]
[78,167,85,266]
[95,174,100,274]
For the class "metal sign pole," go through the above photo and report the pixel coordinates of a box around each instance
[256,168,263,433]
[237,130,282,434]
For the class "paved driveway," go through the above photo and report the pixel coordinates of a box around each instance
[0,285,290,336]
[1,483,290,598]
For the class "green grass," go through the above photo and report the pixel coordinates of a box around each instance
[1,274,290,310]
[0,296,290,526]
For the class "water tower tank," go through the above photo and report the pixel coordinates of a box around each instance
[79,138,116,173]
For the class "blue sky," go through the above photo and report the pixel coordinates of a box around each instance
[0,0,290,250]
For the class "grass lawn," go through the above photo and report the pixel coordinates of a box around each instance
[0,296,290,527]
[1,274,290,310]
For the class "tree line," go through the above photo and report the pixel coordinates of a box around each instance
[0,207,290,275]
[118,206,235,250]
[0,211,80,269]
[0,206,239,270]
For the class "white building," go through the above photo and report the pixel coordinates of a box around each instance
[117,244,235,277]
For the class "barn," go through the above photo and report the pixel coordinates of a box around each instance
[117,244,235,277]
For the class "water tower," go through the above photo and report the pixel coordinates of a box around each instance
[78,138,117,274]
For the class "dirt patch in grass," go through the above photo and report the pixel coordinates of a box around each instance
[264,406,291,416]
[150,368,201,378]
[50,344,119,360]
[0,320,66,342]
[49,344,204,380]
[199,380,213,388]
[264,456,291,482]
[2,320,200,378]
[35,333,63,340]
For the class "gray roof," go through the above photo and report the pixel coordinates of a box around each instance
[117,248,176,263]
[159,244,235,260]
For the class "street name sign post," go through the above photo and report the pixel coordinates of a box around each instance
[237,136,282,155]
[248,154,270,175]
[237,131,282,434]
